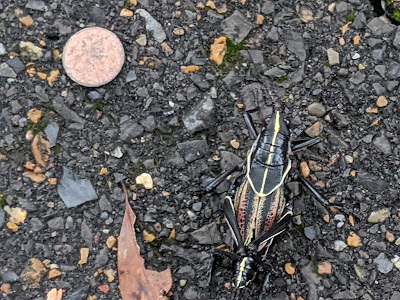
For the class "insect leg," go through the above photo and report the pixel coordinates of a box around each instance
[291,137,321,152]
[298,176,362,219]
[243,111,258,140]
[257,272,271,300]
[206,165,241,192]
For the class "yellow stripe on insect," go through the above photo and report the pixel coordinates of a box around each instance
[235,257,248,288]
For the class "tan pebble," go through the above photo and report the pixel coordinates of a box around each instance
[347,232,362,247]
[48,178,57,185]
[206,0,216,9]
[130,0,137,5]
[27,108,43,124]
[305,122,323,137]
[120,8,133,17]
[173,27,185,36]
[344,155,353,164]
[308,160,322,172]
[386,231,395,243]
[25,161,36,171]
[350,170,357,177]
[136,173,154,189]
[256,14,265,25]
[376,96,388,108]
[216,4,228,14]
[366,107,378,114]
[37,72,47,79]
[368,209,390,223]
[339,37,345,46]
[353,35,360,45]
[317,261,332,275]
[99,167,109,175]
[106,236,117,249]
[230,140,240,149]
[48,269,62,279]
[300,162,310,178]
[19,15,34,27]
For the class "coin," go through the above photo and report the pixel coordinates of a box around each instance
[62,27,125,87]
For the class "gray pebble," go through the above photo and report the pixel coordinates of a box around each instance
[191,223,222,244]
[307,102,326,117]
[47,217,64,230]
[304,226,317,240]
[374,253,393,274]
[0,43,6,55]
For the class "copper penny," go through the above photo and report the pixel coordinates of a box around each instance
[63,27,125,87]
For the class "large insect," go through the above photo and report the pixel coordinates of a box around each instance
[206,111,345,299]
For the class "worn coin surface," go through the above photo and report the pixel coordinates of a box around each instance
[62,27,125,87]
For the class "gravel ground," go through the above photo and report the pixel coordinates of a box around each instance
[0,0,399,299]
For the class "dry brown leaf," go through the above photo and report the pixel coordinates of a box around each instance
[347,232,362,247]
[20,258,47,288]
[210,36,227,65]
[285,262,295,275]
[27,109,43,124]
[19,15,34,26]
[341,22,351,35]
[317,261,332,275]
[32,133,51,167]
[183,65,201,74]
[48,269,62,279]
[47,69,60,86]
[169,229,176,239]
[23,171,46,183]
[78,248,89,265]
[118,183,172,299]
[47,288,63,300]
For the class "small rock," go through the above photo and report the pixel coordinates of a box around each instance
[327,48,340,66]
[26,0,47,11]
[299,7,313,23]
[349,71,365,84]
[52,97,85,124]
[394,27,400,49]
[182,96,216,134]
[305,122,323,137]
[374,253,393,274]
[333,240,347,252]
[376,96,388,107]
[222,10,253,43]
[191,223,222,244]
[0,63,17,78]
[135,9,166,43]
[190,74,210,91]
[220,151,242,171]
[307,102,326,117]
[387,61,400,79]
[81,220,93,248]
[6,58,25,74]
[135,173,153,189]
[19,41,43,60]
[0,209,5,228]
[47,217,64,230]
[368,209,391,223]
[373,132,392,154]
[119,119,144,141]
[99,195,112,212]
[57,167,98,208]
[126,70,137,82]
[177,140,209,162]
[367,17,394,36]
[0,43,6,55]
[304,226,317,240]
[184,286,198,300]
[0,270,19,283]
[94,247,109,268]
[45,122,59,147]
